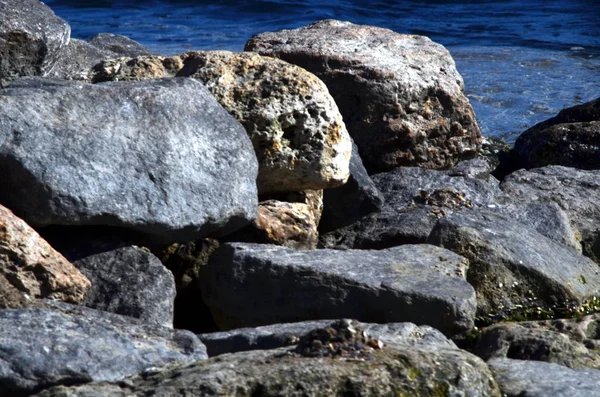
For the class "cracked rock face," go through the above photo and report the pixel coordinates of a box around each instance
[246,19,481,173]
[91,51,353,194]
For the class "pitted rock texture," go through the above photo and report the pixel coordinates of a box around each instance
[201,243,476,335]
[0,204,90,305]
[91,51,353,193]
[246,19,481,173]
[0,77,258,244]
[0,0,71,87]
[0,302,207,397]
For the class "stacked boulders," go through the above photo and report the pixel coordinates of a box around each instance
[2,0,600,395]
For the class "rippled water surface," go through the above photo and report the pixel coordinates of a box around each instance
[45,0,600,141]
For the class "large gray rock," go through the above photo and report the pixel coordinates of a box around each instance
[88,33,153,58]
[488,358,600,397]
[0,302,207,397]
[319,140,385,232]
[427,210,600,315]
[501,166,600,263]
[34,324,499,397]
[74,246,176,327]
[0,0,70,87]
[0,77,258,244]
[201,243,476,335]
[475,321,600,369]
[199,319,456,357]
[246,20,481,173]
[47,39,118,81]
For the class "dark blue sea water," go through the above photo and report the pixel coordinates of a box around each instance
[45,0,600,142]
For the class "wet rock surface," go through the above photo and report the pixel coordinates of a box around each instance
[0,302,207,397]
[73,246,176,327]
[201,242,476,335]
[0,77,258,244]
[246,19,481,173]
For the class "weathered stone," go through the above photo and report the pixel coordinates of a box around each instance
[225,200,318,250]
[0,302,207,397]
[47,39,118,81]
[154,238,220,333]
[475,322,600,369]
[34,331,499,397]
[447,157,496,179]
[88,33,153,58]
[0,0,70,87]
[488,358,600,397]
[91,51,353,194]
[199,319,456,357]
[501,166,600,263]
[0,272,38,309]
[0,204,90,305]
[201,243,476,335]
[319,140,385,232]
[0,77,258,244]
[263,189,324,226]
[73,246,175,327]
[427,210,600,315]
[246,20,481,173]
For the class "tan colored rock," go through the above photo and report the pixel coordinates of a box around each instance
[0,205,90,304]
[264,189,324,226]
[90,51,352,194]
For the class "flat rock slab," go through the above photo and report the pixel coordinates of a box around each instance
[427,210,600,315]
[488,358,600,397]
[501,166,600,263]
[246,19,481,172]
[0,0,70,87]
[199,319,456,357]
[0,204,90,306]
[0,302,207,397]
[201,243,476,335]
[74,246,176,327]
[91,51,353,194]
[0,77,258,244]
[34,339,499,397]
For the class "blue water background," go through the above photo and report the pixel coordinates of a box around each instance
[45,0,600,142]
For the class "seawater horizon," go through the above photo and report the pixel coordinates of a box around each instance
[45,0,600,141]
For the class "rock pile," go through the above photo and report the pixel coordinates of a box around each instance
[1,0,599,395]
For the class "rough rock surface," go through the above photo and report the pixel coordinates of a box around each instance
[91,51,353,193]
[73,246,176,327]
[199,319,456,357]
[225,200,318,250]
[0,302,207,397]
[34,327,499,397]
[0,77,258,244]
[263,189,324,226]
[201,243,476,335]
[246,19,481,172]
[0,0,70,87]
[427,210,600,315]
[88,33,153,58]
[501,166,600,263]
[47,39,117,81]
[154,238,220,333]
[475,321,600,369]
[488,358,600,397]
[0,204,90,305]
[319,140,385,232]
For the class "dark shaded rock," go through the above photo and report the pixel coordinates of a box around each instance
[518,97,600,134]
[224,200,318,250]
[0,77,258,244]
[319,140,384,232]
[73,246,175,327]
[246,20,481,173]
[0,272,37,309]
[475,322,600,369]
[501,166,600,263]
[88,33,153,58]
[0,0,70,87]
[201,243,475,335]
[488,358,600,397]
[154,239,220,333]
[0,302,207,397]
[446,157,496,179]
[34,338,499,397]
[427,210,600,315]
[199,319,455,357]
